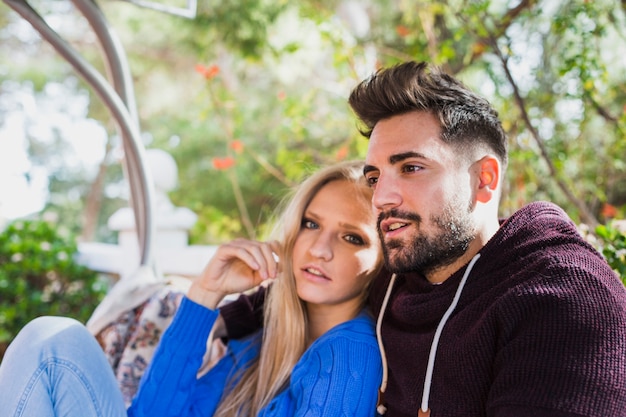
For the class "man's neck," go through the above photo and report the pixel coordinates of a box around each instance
[425,220,500,284]
[426,250,479,284]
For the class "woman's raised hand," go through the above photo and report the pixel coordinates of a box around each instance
[187,238,280,309]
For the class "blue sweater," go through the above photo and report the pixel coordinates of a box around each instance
[128,297,382,417]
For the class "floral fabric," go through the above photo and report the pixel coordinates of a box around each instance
[95,285,187,407]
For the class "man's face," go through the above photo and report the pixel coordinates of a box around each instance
[363,111,477,278]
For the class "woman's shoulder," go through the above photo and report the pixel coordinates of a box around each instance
[334,309,376,333]
[291,311,381,381]
[272,312,382,416]
[310,310,378,353]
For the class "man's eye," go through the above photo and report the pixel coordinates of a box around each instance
[365,176,378,187]
[402,164,422,173]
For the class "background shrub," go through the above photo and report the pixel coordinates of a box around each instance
[0,219,107,359]
[595,222,626,285]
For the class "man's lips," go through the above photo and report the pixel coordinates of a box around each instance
[379,218,410,235]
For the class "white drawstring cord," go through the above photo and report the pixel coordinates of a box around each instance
[375,273,397,415]
[420,254,481,414]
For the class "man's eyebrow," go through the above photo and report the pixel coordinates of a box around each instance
[389,151,427,165]
[364,151,430,176]
[363,165,377,176]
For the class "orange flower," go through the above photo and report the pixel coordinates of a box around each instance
[195,64,220,80]
[229,140,244,154]
[472,42,487,56]
[396,25,410,37]
[212,156,235,170]
[335,145,349,161]
[277,91,287,101]
[602,203,618,219]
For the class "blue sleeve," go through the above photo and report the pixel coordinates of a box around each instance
[262,323,383,416]
[128,305,381,417]
[127,297,225,417]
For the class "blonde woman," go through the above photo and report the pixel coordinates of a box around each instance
[0,160,383,417]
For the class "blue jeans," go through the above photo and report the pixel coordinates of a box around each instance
[0,316,127,417]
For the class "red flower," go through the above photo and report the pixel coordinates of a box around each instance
[396,25,410,37]
[212,156,235,170]
[229,140,244,154]
[195,64,220,80]
[602,203,618,219]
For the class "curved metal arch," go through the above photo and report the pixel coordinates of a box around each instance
[4,0,158,269]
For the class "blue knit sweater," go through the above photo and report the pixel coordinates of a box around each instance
[128,297,382,417]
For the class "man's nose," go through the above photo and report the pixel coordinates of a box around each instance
[371,173,402,210]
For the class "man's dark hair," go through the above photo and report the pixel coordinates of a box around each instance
[348,61,508,167]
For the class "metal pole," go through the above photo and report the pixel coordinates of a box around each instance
[3,0,155,269]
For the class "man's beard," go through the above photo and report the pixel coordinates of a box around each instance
[377,202,475,276]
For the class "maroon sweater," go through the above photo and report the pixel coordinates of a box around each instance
[221,202,626,416]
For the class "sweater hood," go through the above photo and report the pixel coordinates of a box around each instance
[485,201,597,264]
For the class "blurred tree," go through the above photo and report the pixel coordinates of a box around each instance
[0,218,107,358]
[0,0,624,247]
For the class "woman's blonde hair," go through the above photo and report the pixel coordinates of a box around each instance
[214,160,381,417]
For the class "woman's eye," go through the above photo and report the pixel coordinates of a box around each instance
[345,234,365,245]
[302,219,318,230]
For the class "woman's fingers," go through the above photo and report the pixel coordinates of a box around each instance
[208,239,279,288]
[226,239,275,280]
[269,240,282,277]
[190,239,280,309]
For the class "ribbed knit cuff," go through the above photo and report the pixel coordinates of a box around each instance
[163,297,219,350]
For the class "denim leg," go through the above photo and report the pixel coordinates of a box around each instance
[0,316,127,417]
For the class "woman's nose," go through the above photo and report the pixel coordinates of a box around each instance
[308,234,333,261]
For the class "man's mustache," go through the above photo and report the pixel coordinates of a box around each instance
[377,209,422,232]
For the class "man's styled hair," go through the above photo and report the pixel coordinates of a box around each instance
[349,61,508,168]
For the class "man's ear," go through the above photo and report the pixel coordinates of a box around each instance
[475,155,500,203]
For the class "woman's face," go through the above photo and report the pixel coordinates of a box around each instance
[292,179,381,312]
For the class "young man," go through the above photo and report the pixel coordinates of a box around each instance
[222,61,626,417]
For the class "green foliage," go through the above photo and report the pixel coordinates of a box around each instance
[191,0,288,58]
[0,219,107,348]
[2,0,626,246]
[152,39,363,241]
[116,0,626,239]
[595,222,626,284]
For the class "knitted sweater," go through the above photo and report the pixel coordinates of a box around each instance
[370,201,626,417]
[222,202,626,417]
[128,297,382,417]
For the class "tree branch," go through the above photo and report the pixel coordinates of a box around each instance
[466,0,539,66]
[588,96,619,124]
[488,35,600,228]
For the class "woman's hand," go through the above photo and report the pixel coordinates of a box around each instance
[187,239,281,309]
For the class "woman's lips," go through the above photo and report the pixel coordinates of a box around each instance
[301,265,331,282]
